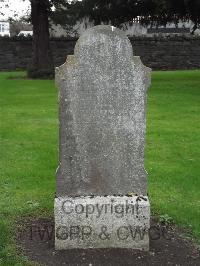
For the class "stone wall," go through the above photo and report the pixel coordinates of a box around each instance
[0,36,200,71]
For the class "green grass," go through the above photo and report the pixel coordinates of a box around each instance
[146,70,200,238]
[0,70,200,265]
[0,72,58,265]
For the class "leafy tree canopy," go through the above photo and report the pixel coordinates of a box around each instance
[58,0,200,30]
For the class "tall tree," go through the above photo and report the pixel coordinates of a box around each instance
[0,0,70,78]
[29,0,53,78]
[28,0,70,79]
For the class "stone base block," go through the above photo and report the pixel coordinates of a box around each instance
[54,195,150,250]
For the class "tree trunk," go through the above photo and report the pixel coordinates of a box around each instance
[28,0,54,79]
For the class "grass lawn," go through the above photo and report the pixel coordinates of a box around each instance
[0,70,200,265]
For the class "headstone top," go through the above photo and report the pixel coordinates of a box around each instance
[74,25,133,64]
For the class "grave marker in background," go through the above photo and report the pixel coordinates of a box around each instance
[55,25,151,250]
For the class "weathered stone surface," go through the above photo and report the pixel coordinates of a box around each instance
[55,195,150,250]
[56,25,151,197]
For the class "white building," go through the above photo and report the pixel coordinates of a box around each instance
[0,21,10,36]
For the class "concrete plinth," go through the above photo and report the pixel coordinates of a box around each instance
[55,195,150,250]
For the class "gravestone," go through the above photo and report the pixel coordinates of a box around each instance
[55,25,151,250]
